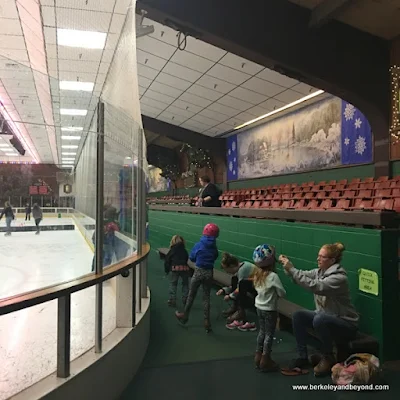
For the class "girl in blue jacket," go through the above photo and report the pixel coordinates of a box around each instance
[175,223,219,333]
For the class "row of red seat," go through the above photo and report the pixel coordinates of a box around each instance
[224,177,400,197]
[146,195,190,201]
[222,197,399,212]
[222,188,400,202]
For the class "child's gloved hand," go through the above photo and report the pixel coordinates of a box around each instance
[224,295,230,301]
[216,289,224,296]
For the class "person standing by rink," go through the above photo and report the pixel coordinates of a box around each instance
[32,203,43,235]
[25,203,31,221]
[0,201,15,236]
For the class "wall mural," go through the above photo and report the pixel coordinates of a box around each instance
[147,167,169,193]
[227,97,373,181]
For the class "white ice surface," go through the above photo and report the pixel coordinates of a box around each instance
[0,224,117,400]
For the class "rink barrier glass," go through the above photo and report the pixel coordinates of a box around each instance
[0,243,150,375]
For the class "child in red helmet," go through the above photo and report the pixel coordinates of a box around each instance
[175,223,219,333]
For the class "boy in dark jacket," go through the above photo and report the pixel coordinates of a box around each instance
[164,235,190,307]
[175,223,219,333]
[0,201,15,236]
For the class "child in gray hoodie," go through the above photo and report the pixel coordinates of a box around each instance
[280,242,359,377]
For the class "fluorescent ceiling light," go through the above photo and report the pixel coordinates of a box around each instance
[63,161,74,164]
[61,127,83,132]
[60,109,87,116]
[60,81,94,92]
[57,28,107,49]
[62,152,77,155]
[0,144,10,147]
[5,153,18,156]
[62,165,73,168]
[62,158,75,161]
[234,90,325,131]
[61,135,81,140]
[62,145,78,149]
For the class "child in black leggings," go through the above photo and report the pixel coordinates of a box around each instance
[175,223,219,333]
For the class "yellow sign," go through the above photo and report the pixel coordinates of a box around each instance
[358,269,379,296]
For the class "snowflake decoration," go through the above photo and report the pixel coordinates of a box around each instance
[234,157,236,162]
[344,103,355,121]
[232,141,236,151]
[344,137,350,146]
[228,149,231,156]
[355,135,366,155]
[229,161,233,171]
[354,118,362,129]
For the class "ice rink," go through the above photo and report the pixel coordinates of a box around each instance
[0,217,117,399]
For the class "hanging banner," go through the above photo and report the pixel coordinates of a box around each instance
[358,268,379,296]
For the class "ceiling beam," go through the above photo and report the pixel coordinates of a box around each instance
[309,0,353,29]
[142,115,226,158]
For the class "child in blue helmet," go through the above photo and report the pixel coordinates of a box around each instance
[252,244,286,372]
[175,223,219,333]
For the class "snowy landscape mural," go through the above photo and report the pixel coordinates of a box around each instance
[237,97,342,179]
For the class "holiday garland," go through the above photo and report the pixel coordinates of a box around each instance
[180,143,212,170]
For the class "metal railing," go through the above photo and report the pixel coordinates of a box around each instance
[0,243,150,378]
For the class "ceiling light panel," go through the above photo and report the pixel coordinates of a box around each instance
[61,127,83,132]
[57,28,107,49]
[61,136,81,140]
[62,152,77,155]
[62,145,79,149]
[60,109,87,116]
[59,81,94,92]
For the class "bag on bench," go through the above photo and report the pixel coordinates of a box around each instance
[331,353,382,386]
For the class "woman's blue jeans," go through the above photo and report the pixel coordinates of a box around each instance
[292,310,358,358]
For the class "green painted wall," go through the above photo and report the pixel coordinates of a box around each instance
[391,160,400,177]
[228,164,375,189]
[149,209,399,361]
[147,191,170,198]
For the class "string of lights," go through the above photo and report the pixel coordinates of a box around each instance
[390,65,400,144]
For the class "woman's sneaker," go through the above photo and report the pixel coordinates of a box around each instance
[226,320,244,330]
[238,322,257,332]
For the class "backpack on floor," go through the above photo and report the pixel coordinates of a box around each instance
[331,353,382,385]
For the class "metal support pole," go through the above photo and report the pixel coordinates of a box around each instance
[136,130,143,312]
[57,294,71,378]
[95,101,105,353]
[132,264,137,326]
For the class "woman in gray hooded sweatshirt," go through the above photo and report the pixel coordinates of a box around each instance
[280,242,359,377]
